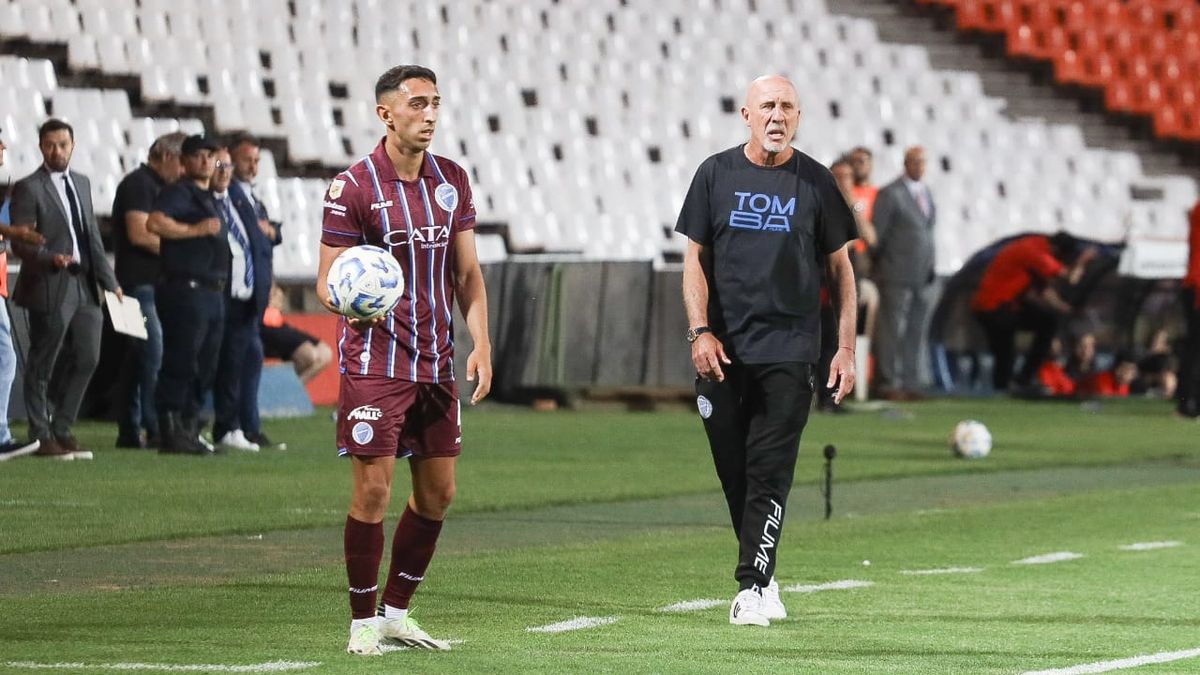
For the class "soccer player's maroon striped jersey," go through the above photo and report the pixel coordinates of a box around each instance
[321,138,476,383]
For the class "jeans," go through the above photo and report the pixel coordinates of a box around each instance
[119,284,163,439]
[0,299,16,444]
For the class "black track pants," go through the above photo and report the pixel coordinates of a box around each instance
[695,362,815,590]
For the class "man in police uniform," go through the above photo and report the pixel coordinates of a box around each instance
[147,135,229,455]
[676,75,858,627]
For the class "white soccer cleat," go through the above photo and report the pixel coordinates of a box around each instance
[761,577,787,620]
[346,620,383,656]
[380,614,451,650]
[729,587,770,627]
[217,430,260,452]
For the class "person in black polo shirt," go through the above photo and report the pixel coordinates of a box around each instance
[147,135,230,455]
[111,131,186,449]
[676,75,858,627]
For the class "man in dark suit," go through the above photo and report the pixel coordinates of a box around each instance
[871,146,935,401]
[10,118,122,459]
[210,145,275,451]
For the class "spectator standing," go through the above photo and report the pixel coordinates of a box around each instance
[1179,200,1200,419]
[10,119,121,460]
[147,135,229,455]
[0,128,46,461]
[848,146,878,223]
[871,146,935,400]
[228,133,282,449]
[111,131,186,449]
[210,146,273,452]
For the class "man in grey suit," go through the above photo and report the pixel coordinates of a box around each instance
[871,146,935,401]
[10,118,122,459]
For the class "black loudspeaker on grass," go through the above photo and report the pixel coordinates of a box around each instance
[822,444,836,520]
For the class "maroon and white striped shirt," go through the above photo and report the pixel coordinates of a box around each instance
[320,138,476,383]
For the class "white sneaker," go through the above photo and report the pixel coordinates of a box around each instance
[380,614,451,650]
[729,587,770,627]
[761,578,787,620]
[217,430,260,452]
[346,620,383,656]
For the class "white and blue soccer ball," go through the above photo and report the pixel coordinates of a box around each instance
[951,420,992,459]
[326,245,405,321]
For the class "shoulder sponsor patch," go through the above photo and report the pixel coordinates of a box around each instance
[328,178,346,200]
[434,182,458,212]
[697,395,713,419]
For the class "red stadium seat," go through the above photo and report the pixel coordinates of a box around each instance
[957,0,988,30]
[1152,105,1180,138]
[1104,79,1134,112]
[1007,24,1037,56]
[1054,49,1086,84]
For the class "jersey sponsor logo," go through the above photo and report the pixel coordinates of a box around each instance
[381,224,452,249]
[352,421,374,445]
[753,499,784,575]
[730,191,795,232]
[324,200,347,212]
[347,405,383,421]
[370,200,394,211]
[697,395,713,419]
[328,178,346,199]
[434,182,459,212]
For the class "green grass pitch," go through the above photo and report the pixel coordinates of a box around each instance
[0,398,1197,673]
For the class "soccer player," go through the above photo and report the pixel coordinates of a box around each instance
[676,75,858,627]
[316,65,492,656]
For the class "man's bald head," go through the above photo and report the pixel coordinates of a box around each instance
[904,145,926,182]
[742,75,801,164]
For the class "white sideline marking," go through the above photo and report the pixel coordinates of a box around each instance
[1119,541,1182,551]
[659,599,724,612]
[783,579,874,593]
[4,661,320,672]
[526,616,619,633]
[1020,647,1200,674]
[899,567,985,576]
[1013,552,1084,565]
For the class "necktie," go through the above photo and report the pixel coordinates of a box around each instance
[221,198,255,288]
[62,174,91,272]
[916,185,932,219]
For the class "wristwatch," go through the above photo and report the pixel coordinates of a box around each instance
[685,326,712,343]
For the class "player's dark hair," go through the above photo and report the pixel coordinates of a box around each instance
[375,65,438,101]
[38,118,74,142]
[227,131,260,150]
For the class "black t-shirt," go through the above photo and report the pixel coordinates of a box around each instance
[675,145,857,364]
[152,181,230,283]
[112,164,167,287]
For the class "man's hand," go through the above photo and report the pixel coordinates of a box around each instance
[466,345,493,405]
[52,254,73,269]
[827,346,857,404]
[692,333,731,382]
[198,218,221,237]
[257,218,276,240]
[115,286,124,301]
[6,225,45,246]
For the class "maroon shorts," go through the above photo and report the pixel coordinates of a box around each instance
[336,375,461,458]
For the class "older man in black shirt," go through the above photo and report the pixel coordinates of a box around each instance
[111,131,186,449]
[676,75,858,628]
[147,135,229,455]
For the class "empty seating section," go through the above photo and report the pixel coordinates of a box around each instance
[1,0,1195,277]
[920,0,1200,142]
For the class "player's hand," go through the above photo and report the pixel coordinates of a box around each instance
[692,333,731,382]
[347,315,386,331]
[466,345,492,405]
[198,218,221,236]
[828,346,856,404]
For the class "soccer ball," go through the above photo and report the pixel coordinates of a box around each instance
[326,245,405,320]
[951,420,992,459]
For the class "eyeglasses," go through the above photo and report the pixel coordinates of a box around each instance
[215,161,232,170]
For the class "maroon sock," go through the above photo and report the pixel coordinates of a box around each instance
[344,515,384,620]
[381,505,444,610]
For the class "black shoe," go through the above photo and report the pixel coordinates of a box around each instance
[245,431,287,451]
[0,439,41,462]
[158,413,213,455]
[115,431,147,449]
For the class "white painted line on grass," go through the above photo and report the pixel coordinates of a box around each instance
[1013,552,1084,565]
[783,579,874,593]
[1020,647,1200,674]
[899,567,985,576]
[659,599,725,612]
[526,616,619,633]
[1119,541,1182,551]
[4,661,320,673]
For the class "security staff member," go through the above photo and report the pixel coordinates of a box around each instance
[677,75,858,627]
[147,135,230,455]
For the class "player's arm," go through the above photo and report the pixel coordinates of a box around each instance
[315,242,348,314]
[452,229,492,405]
[147,211,219,239]
[125,211,161,254]
[826,244,858,403]
[683,239,730,382]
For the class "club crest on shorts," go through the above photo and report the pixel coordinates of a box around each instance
[697,395,713,419]
[328,178,346,200]
[434,182,458,212]
[352,421,374,445]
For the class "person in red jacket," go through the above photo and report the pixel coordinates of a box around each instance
[1178,201,1200,418]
